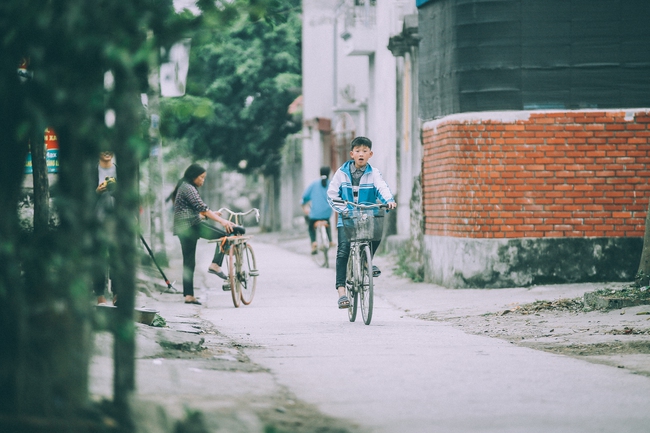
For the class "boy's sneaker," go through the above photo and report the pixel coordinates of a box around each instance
[372,265,381,277]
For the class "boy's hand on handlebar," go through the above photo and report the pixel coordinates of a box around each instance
[387,202,397,210]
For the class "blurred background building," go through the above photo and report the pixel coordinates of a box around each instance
[301,0,650,288]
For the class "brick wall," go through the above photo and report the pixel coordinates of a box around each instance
[422,110,650,240]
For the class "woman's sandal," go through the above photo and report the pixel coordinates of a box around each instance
[337,295,350,309]
[208,268,228,280]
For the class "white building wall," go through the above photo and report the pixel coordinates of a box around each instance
[302,0,419,238]
[370,2,398,199]
[302,0,335,189]
[393,2,420,236]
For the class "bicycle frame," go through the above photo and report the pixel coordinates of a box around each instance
[333,199,387,325]
[210,208,260,307]
[313,220,331,268]
[348,239,369,291]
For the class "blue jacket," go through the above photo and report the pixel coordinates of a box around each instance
[327,160,395,227]
[302,179,332,220]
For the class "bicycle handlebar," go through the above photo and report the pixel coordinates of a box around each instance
[332,199,388,210]
[217,207,261,222]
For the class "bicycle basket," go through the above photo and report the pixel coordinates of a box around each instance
[342,209,384,241]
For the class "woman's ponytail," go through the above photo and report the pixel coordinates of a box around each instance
[320,166,331,187]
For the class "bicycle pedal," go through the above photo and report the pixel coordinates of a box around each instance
[249,270,259,277]
[222,283,231,291]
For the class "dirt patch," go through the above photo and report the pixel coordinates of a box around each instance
[254,393,365,433]
[538,341,650,356]
[584,285,650,310]
[170,394,364,433]
[497,297,585,315]
[415,296,650,377]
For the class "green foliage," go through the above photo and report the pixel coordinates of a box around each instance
[161,0,302,176]
[394,243,425,283]
[0,0,207,421]
[151,313,167,327]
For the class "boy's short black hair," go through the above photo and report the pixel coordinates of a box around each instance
[350,136,372,151]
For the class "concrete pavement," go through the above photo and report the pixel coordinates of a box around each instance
[201,233,650,433]
[89,230,650,432]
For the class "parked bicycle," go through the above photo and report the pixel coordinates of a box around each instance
[312,219,332,268]
[333,200,387,325]
[210,208,260,308]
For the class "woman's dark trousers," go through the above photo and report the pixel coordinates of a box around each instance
[178,221,228,297]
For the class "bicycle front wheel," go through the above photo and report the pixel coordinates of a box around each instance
[228,245,241,308]
[346,253,358,322]
[239,243,258,305]
[360,245,374,325]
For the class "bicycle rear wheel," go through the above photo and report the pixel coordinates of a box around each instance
[360,245,374,325]
[346,253,358,322]
[321,226,330,268]
[313,224,329,268]
[228,245,241,308]
[239,243,258,305]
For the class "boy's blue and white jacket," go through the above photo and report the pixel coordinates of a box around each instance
[327,160,395,227]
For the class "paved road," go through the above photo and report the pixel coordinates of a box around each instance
[196,238,650,433]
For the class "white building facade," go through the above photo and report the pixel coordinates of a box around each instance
[301,0,420,239]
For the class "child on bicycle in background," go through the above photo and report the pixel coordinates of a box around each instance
[302,166,333,255]
[327,136,396,309]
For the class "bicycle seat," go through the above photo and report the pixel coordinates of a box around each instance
[231,225,246,235]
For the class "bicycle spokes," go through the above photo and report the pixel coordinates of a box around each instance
[359,246,374,325]
[239,243,257,305]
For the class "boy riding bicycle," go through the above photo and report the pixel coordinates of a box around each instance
[327,136,397,309]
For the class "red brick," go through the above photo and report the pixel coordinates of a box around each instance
[422,113,650,238]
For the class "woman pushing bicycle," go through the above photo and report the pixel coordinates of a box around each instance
[327,136,396,310]
[168,163,243,305]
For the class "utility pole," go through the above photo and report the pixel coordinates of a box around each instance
[142,38,190,266]
[142,32,171,267]
[146,86,168,265]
